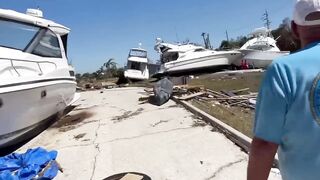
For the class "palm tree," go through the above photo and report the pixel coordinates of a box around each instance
[104,58,117,70]
[103,58,117,77]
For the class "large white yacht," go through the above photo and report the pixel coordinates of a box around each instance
[154,38,242,74]
[233,27,290,68]
[124,48,149,80]
[0,8,79,148]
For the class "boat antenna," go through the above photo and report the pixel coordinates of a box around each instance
[174,26,180,43]
[225,30,230,42]
[138,43,142,49]
[262,10,271,30]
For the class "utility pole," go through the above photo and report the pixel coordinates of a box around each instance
[262,10,271,30]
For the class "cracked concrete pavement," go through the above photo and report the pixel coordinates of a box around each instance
[18,87,282,180]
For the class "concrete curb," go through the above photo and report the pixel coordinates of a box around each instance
[172,96,279,168]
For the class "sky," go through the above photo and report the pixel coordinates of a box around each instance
[0,0,295,73]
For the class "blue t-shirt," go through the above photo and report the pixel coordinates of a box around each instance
[254,41,320,180]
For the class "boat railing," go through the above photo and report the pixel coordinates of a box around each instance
[0,58,57,76]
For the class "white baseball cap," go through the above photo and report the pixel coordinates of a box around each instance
[293,0,320,26]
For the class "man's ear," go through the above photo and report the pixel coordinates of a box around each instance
[291,21,300,40]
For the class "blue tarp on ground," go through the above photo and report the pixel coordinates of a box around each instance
[0,147,59,180]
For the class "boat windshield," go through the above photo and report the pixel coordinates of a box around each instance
[129,49,147,58]
[0,19,40,51]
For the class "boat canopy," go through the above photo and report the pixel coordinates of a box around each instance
[249,27,270,37]
[0,9,70,35]
[128,56,148,63]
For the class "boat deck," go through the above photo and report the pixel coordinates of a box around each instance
[18,87,281,180]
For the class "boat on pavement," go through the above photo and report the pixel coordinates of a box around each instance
[233,27,290,68]
[154,38,242,74]
[124,47,149,80]
[0,8,79,148]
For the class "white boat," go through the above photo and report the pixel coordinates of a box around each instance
[154,38,242,74]
[0,8,79,148]
[233,27,290,68]
[124,48,149,80]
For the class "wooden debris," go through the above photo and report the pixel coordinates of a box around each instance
[231,88,250,94]
[142,84,257,110]
[178,92,206,100]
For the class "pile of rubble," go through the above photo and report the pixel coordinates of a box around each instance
[142,83,257,109]
[181,88,257,109]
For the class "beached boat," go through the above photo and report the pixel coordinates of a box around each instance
[154,38,242,74]
[124,48,149,80]
[0,8,79,148]
[233,27,290,68]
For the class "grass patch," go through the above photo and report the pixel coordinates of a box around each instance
[191,99,254,138]
[187,72,265,138]
[189,72,264,93]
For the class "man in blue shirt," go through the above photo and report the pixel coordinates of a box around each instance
[248,0,320,180]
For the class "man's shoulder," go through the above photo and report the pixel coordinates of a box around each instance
[273,44,320,67]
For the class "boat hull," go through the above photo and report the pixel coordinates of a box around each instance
[124,69,149,80]
[234,50,289,68]
[0,79,77,148]
[163,53,242,73]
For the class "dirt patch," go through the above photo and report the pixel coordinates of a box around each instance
[74,133,86,140]
[52,111,95,132]
[112,108,144,123]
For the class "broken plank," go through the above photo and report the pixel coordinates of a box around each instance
[206,89,230,98]
[228,100,249,106]
[231,88,250,94]
[178,92,206,100]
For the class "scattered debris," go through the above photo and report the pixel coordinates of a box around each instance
[178,92,206,101]
[51,111,95,132]
[151,120,169,127]
[74,133,86,140]
[112,108,144,123]
[143,83,256,109]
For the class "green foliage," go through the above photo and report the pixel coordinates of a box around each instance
[76,58,123,82]
[219,17,301,52]
[271,18,301,52]
[219,36,249,49]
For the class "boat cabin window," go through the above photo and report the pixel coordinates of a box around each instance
[61,34,68,56]
[32,30,62,58]
[0,19,40,51]
[161,52,179,63]
[129,49,147,58]
[128,61,142,70]
[194,48,205,52]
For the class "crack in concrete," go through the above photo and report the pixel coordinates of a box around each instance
[101,127,194,144]
[90,119,102,180]
[204,158,246,180]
